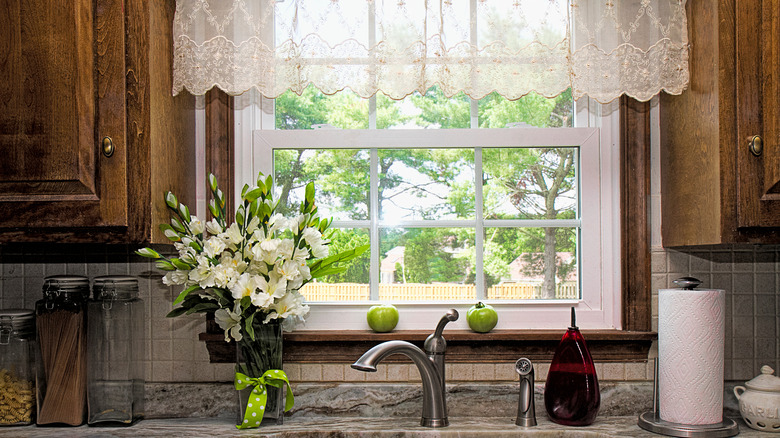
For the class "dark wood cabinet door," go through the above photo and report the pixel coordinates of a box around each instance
[0,0,128,228]
[736,0,780,228]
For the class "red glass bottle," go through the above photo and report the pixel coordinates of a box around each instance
[544,307,600,426]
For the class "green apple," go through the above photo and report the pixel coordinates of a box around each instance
[366,304,399,332]
[467,302,498,333]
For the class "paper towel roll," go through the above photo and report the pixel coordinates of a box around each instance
[658,286,725,425]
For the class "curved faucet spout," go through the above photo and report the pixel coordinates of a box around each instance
[351,340,448,427]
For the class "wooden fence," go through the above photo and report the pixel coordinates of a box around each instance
[299,282,578,301]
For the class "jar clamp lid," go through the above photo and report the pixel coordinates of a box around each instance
[42,275,90,298]
[92,275,139,301]
[0,309,35,343]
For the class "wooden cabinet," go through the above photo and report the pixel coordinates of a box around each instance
[0,0,195,243]
[660,0,780,246]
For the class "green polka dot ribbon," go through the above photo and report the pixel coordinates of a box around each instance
[234,370,294,429]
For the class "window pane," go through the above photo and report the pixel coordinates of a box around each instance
[275,85,368,130]
[273,149,370,220]
[484,226,578,300]
[298,228,370,302]
[379,227,476,301]
[478,89,573,128]
[482,147,577,220]
[378,149,475,222]
[403,86,471,129]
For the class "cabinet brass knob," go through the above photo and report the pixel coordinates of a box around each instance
[101,136,115,158]
[749,135,763,157]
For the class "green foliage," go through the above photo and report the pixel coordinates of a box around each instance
[271,85,578,291]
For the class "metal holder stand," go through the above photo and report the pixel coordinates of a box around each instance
[637,359,739,438]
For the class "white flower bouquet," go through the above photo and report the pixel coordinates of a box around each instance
[137,172,368,342]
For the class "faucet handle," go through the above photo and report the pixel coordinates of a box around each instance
[424,309,459,354]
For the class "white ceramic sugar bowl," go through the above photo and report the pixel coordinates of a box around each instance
[734,365,780,432]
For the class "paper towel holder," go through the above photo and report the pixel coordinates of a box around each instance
[638,358,739,437]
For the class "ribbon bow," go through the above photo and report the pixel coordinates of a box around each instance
[234,369,294,429]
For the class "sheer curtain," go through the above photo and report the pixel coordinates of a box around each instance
[173,0,688,103]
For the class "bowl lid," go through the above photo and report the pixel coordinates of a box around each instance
[746,365,780,391]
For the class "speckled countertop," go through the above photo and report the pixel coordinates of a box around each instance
[0,416,761,437]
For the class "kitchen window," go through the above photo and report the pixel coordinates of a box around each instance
[233,87,621,331]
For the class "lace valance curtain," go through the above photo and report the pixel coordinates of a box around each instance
[173,0,689,103]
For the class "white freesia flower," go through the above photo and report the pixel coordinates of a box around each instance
[250,290,273,309]
[203,236,226,259]
[229,272,256,299]
[205,219,223,235]
[188,255,216,288]
[215,306,242,342]
[189,216,204,235]
[224,222,243,247]
[258,271,288,299]
[162,270,189,286]
[264,291,309,323]
[137,172,366,341]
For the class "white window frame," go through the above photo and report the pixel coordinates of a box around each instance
[233,91,621,331]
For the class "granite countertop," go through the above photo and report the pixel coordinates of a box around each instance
[0,416,761,437]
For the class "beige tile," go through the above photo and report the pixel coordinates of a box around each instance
[535,362,550,382]
[406,364,421,382]
[472,363,495,382]
[283,363,301,382]
[364,364,388,382]
[387,364,410,382]
[171,338,194,361]
[299,364,323,382]
[447,363,473,382]
[344,364,367,382]
[625,362,647,381]
[151,318,173,340]
[495,362,518,381]
[151,361,173,382]
[593,363,604,380]
[322,364,345,382]
[601,363,625,381]
[214,363,236,382]
[171,361,194,382]
[191,361,216,382]
[152,339,173,361]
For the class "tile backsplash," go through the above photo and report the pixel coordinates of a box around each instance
[1,243,777,384]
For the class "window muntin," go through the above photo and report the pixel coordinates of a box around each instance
[272,144,579,303]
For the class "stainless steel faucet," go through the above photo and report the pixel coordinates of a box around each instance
[351,309,459,428]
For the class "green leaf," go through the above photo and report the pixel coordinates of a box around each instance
[171,217,186,233]
[244,312,256,341]
[171,258,192,270]
[310,266,347,278]
[265,175,273,192]
[165,191,178,209]
[308,244,370,278]
[185,302,220,315]
[173,284,201,306]
[236,206,245,226]
[135,247,161,259]
[243,188,263,203]
[166,307,189,318]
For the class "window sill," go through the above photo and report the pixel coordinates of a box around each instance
[198,329,656,364]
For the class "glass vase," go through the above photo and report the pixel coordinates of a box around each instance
[235,319,285,426]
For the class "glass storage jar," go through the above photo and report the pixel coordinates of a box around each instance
[0,309,36,426]
[35,275,89,426]
[87,276,145,426]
